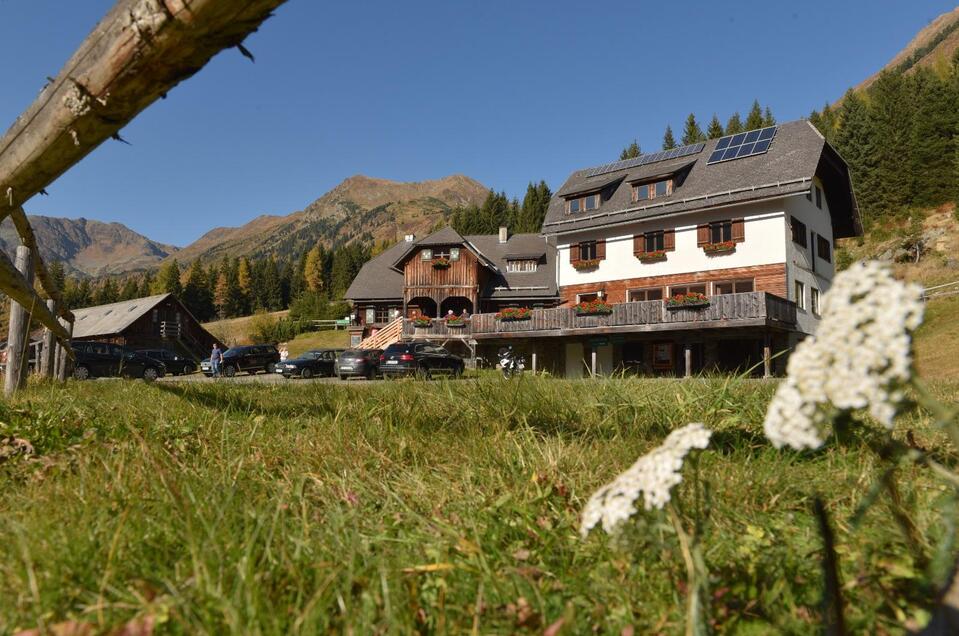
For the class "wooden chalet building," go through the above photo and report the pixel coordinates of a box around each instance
[70,293,221,361]
[345,120,861,376]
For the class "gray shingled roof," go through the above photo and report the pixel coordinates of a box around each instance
[344,232,557,301]
[543,120,861,238]
[72,294,171,338]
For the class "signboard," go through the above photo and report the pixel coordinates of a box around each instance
[589,336,609,347]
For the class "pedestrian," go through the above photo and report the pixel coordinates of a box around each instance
[211,343,223,378]
[279,345,289,363]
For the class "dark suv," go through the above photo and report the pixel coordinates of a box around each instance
[379,341,464,379]
[137,348,196,376]
[72,341,167,381]
[202,344,280,377]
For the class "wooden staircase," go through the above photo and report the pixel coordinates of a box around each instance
[358,317,404,350]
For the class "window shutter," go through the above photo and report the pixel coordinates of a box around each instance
[664,229,676,251]
[633,234,645,256]
[697,224,709,246]
[732,218,745,243]
[569,243,580,264]
[596,239,606,260]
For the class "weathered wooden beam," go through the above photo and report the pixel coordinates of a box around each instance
[5,247,35,396]
[40,299,57,377]
[0,0,287,213]
[8,207,73,322]
[56,319,74,381]
[0,247,72,346]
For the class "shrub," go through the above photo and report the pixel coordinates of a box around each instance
[495,307,532,321]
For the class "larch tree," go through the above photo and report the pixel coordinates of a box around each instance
[304,245,325,293]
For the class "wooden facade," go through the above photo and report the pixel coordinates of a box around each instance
[402,246,489,317]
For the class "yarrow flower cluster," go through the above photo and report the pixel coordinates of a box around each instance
[763,261,924,450]
[580,423,712,537]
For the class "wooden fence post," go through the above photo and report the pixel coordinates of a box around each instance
[4,246,35,397]
[55,318,73,382]
[40,299,57,377]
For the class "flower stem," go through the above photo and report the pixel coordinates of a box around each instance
[668,503,710,636]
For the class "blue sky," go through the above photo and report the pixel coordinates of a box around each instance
[1,1,956,246]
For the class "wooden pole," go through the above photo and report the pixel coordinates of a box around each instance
[590,348,597,378]
[5,246,35,397]
[40,298,57,377]
[763,332,772,379]
[0,248,71,345]
[531,348,537,374]
[56,319,73,381]
[684,342,692,378]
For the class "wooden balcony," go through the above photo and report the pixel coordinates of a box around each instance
[402,291,797,340]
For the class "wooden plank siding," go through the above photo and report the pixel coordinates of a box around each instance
[401,291,797,339]
[403,247,487,314]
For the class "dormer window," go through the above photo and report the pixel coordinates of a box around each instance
[632,179,673,202]
[567,193,600,214]
[506,259,538,273]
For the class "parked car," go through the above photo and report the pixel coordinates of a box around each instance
[72,341,167,381]
[276,349,344,379]
[336,348,382,380]
[201,344,279,377]
[379,341,464,379]
[137,348,196,376]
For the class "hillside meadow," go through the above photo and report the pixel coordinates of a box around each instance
[1,375,957,634]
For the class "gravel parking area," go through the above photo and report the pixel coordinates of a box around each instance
[158,372,383,385]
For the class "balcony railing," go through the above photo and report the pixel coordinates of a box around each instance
[401,291,796,339]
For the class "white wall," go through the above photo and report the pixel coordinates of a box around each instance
[557,199,789,289]
[785,177,835,334]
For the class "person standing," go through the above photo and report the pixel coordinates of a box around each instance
[211,343,223,378]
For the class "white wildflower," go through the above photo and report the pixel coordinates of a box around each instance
[581,423,712,537]
[763,261,924,450]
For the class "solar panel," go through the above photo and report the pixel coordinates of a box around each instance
[583,142,706,178]
[707,125,778,165]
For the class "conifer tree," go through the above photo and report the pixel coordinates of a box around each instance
[662,125,677,150]
[745,100,764,130]
[866,71,912,216]
[834,90,876,223]
[908,70,957,207]
[154,259,182,296]
[517,181,552,233]
[619,140,641,160]
[214,272,231,319]
[706,114,724,139]
[304,245,325,293]
[725,112,744,135]
[96,278,119,305]
[138,272,154,298]
[182,259,215,321]
[681,114,705,145]
[48,261,66,297]
[119,277,140,301]
[762,106,776,127]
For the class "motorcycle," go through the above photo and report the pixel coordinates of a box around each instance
[498,346,525,379]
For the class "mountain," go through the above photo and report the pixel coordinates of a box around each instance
[0,215,178,277]
[855,6,959,92]
[171,174,489,264]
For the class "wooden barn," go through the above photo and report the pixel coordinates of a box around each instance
[70,293,221,361]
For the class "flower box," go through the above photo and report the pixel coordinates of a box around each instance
[572,258,601,271]
[638,250,667,263]
[496,307,532,322]
[431,257,451,269]
[412,317,433,328]
[445,317,469,328]
[574,299,614,315]
[665,293,710,309]
[703,241,736,254]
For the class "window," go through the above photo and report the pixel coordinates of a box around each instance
[710,220,732,243]
[567,193,601,214]
[365,307,375,324]
[632,179,673,202]
[817,235,831,263]
[628,287,664,302]
[506,259,538,273]
[811,288,821,315]
[815,186,823,210]
[433,249,451,259]
[645,230,664,252]
[670,284,707,296]
[577,292,600,303]
[579,241,597,261]
[713,280,754,295]
[420,248,433,260]
[449,247,460,261]
[795,280,806,310]
[791,217,808,247]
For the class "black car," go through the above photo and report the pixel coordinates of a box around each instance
[72,341,167,381]
[137,348,196,376]
[336,348,383,380]
[379,341,464,379]
[276,349,344,379]
[202,344,280,377]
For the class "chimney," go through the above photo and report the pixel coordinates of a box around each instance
[404,233,416,242]
[498,226,508,244]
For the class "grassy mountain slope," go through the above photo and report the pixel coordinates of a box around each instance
[0,215,178,277]
[172,174,489,264]
[856,6,959,92]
